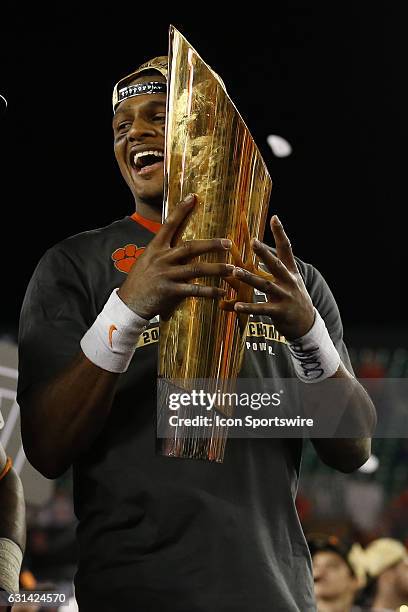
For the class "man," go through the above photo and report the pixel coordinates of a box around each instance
[0,443,26,612]
[361,538,408,610]
[17,56,376,611]
[309,535,366,612]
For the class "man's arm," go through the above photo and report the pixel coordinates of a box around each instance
[309,362,375,472]
[0,445,25,607]
[0,467,26,554]
[231,215,376,473]
[20,354,119,479]
[19,195,234,478]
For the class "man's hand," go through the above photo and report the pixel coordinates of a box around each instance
[118,194,234,320]
[231,215,376,472]
[232,215,315,340]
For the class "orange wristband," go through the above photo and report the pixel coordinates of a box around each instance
[0,457,12,482]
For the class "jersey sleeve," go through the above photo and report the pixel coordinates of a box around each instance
[301,261,355,376]
[17,245,93,401]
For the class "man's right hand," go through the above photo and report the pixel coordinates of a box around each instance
[118,194,234,320]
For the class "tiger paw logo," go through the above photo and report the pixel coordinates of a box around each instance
[112,244,145,273]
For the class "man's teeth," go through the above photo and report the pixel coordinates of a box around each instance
[133,150,164,166]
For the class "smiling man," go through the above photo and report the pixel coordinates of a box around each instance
[112,68,167,220]
[17,56,375,611]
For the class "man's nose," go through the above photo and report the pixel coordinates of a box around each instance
[127,118,156,141]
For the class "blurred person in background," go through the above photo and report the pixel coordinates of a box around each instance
[0,442,26,612]
[309,535,367,612]
[360,538,408,611]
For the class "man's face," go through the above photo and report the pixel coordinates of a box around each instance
[113,73,166,208]
[313,551,358,602]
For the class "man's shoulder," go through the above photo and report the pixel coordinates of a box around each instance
[57,216,133,254]
[39,216,144,268]
[28,217,135,284]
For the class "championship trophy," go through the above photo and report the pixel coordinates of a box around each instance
[158,26,272,462]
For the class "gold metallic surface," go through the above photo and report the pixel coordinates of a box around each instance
[158,26,272,461]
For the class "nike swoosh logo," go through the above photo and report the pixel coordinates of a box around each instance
[109,324,118,348]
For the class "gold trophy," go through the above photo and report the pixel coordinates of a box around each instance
[158,26,272,462]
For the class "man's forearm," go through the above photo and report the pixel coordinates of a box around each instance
[20,351,119,479]
[311,362,376,472]
[0,468,26,553]
[0,468,25,604]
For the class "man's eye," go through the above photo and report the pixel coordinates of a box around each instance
[153,114,166,121]
[118,122,131,131]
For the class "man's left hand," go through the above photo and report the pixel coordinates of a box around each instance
[233,215,315,341]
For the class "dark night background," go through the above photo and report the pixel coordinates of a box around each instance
[0,7,405,342]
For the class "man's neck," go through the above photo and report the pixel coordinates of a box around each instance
[135,200,162,223]
[316,594,354,612]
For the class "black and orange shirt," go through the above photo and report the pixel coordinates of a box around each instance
[18,213,352,612]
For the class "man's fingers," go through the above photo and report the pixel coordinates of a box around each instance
[164,238,232,262]
[234,301,280,316]
[232,267,287,298]
[175,283,227,299]
[154,194,196,246]
[168,263,235,281]
[270,215,298,272]
[251,240,293,283]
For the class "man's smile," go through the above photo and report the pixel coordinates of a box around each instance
[129,146,164,178]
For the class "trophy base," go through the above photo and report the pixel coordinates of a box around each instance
[156,378,230,463]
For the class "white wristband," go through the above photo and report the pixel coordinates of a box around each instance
[287,308,340,383]
[0,538,22,594]
[80,289,149,373]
